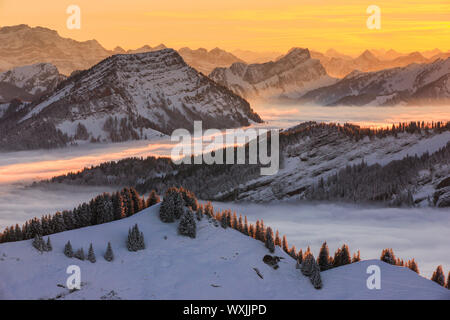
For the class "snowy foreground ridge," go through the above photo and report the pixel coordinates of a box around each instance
[0,204,448,300]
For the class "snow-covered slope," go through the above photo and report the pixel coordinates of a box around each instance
[0,25,112,76]
[0,204,447,300]
[209,48,335,100]
[301,58,450,106]
[0,63,65,102]
[215,126,450,203]
[0,49,262,150]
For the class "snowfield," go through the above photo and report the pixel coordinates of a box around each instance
[0,204,448,300]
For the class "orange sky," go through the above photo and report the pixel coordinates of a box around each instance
[0,0,449,54]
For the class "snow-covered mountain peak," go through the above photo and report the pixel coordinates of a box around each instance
[0,48,261,150]
[209,48,335,99]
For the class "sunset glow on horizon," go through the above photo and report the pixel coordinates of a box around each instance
[0,0,449,54]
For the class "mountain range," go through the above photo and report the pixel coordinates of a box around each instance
[209,48,336,100]
[0,25,245,77]
[0,49,261,150]
[300,57,450,106]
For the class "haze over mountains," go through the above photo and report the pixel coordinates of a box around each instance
[0,23,449,151]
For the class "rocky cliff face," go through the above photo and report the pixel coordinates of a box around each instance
[0,63,65,102]
[0,25,111,75]
[209,48,335,100]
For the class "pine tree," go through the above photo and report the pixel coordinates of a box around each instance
[407,259,419,274]
[195,206,203,221]
[220,212,228,229]
[104,242,114,262]
[301,252,315,277]
[46,237,52,251]
[380,248,396,265]
[159,192,176,223]
[87,243,96,263]
[238,215,243,232]
[288,246,297,260]
[446,272,450,289]
[318,242,331,271]
[352,250,361,263]
[127,224,145,251]
[297,249,303,266]
[310,258,323,289]
[282,235,289,253]
[32,234,45,252]
[265,227,275,253]
[340,244,351,265]
[431,265,445,287]
[146,190,161,207]
[178,207,197,238]
[274,230,281,247]
[64,241,73,257]
[243,216,249,236]
[74,248,85,261]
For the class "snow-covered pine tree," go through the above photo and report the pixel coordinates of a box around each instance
[431,265,445,287]
[265,227,275,253]
[146,190,161,208]
[32,234,45,252]
[104,242,114,262]
[64,241,73,257]
[46,237,52,251]
[159,192,176,223]
[178,207,197,238]
[88,243,96,263]
[195,206,203,221]
[301,252,315,277]
[318,241,331,271]
[310,258,323,289]
[220,212,228,229]
[127,224,145,251]
[380,248,396,265]
[74,248,85,261]
[171,189,185,219]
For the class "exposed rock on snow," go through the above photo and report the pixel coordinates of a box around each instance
[209,48,336,100]
[300,58,450,106]
[0,63,65,103]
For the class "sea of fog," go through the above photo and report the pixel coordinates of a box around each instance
[212,201,450,279]
[1,104,448,184]
[0,104,449,278]
[0,184,447,279]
